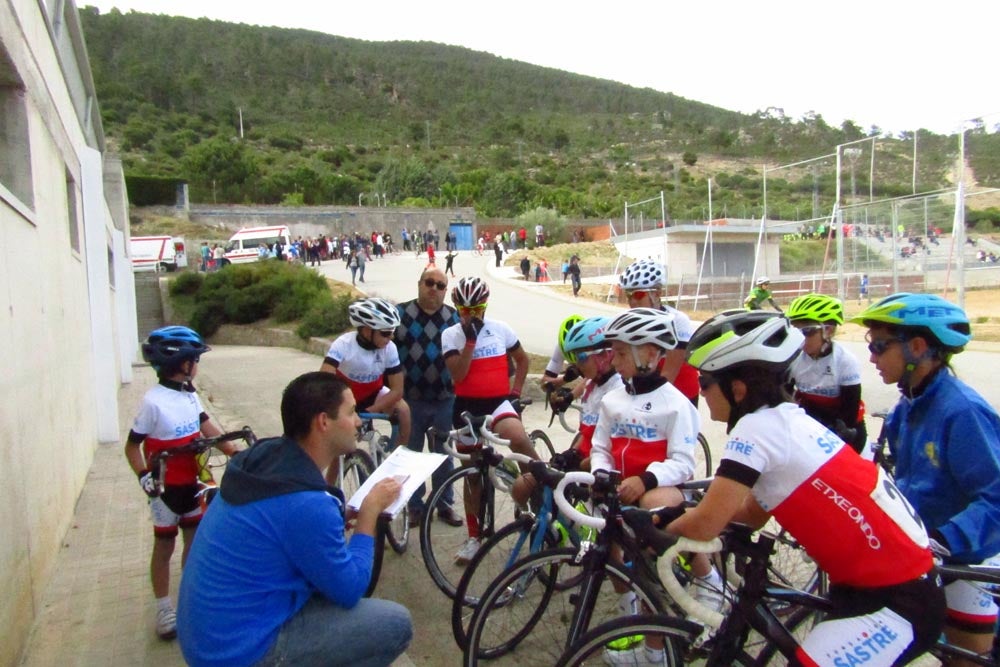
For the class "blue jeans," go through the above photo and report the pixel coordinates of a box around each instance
[254,596,412,667]
[406,396,456,512]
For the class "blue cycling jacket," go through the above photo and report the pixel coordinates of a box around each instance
[886,369,1000,563]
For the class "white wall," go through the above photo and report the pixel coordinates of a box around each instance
[0,1,133,663]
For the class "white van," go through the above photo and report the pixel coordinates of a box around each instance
[224,226,291,264]
[130,236,188,272]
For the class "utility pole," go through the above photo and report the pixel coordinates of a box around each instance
[425,121,430,150]
[238,107,244,139]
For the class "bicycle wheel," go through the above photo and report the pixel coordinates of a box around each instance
[554,614,705,667]
[695,432,713,479]
[375,435,409,554]
[529,429,557,461]
[463,547,670,664]
[452,515,560,648]
[420,465,521,600]
[338,450,375,501]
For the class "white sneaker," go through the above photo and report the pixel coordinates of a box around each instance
[602,646,668,666]
[454,537,481,565]
[689,573,727,615]
[155,606,177,640]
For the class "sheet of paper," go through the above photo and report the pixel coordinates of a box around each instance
[347,447,448,517]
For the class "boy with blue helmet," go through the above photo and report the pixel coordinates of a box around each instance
[854,293,1000,660]
[127,325,239,640]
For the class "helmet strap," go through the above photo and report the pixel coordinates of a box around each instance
[356,328,378,351]
[630,345,662,374]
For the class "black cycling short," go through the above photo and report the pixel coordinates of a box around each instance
[160,483,201,516]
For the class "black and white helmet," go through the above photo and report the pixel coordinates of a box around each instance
[451,276,490,307]
[687,311,802,374]
[755,276,771,286]
[618,259,666,290]
[348,297,400,330]
[603,308,679,350]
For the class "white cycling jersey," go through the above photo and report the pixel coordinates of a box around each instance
[790,343,862,413]
[132,384,204,485]
[720,403,932,588]
[324,332,402,404]
[576,372,624,457]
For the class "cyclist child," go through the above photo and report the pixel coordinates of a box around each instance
[744,276,782,312]
[320,297,411,485]
[670,310,943,667]
[539,314,584,393]
[441,276,539,565]
[591,308,716,665]
[853,293,1000,664]
[618,259,700,405]
[786,293,868,453]
[125,326,239,640]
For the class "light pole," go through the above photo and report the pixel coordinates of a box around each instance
[358,193,364,207]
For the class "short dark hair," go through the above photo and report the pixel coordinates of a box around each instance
[281,372,350,440]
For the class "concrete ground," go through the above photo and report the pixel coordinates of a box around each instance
[19,249,1000,666]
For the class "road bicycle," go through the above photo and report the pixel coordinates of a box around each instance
[419,410,536,601]
[461,470,693,666]
[149,426,258,505]
[554,522,943,667]
[450,458,594,648]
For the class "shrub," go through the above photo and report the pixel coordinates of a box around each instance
[296,293,353,339]
[169,271,204,296]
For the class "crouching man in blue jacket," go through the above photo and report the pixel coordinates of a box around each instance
[178,372,411,667]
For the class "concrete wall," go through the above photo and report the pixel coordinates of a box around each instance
[0,1,133,663]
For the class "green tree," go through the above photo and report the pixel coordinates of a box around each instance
[183,136,259,201]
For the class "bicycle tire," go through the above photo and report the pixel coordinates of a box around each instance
[554,614,707,667]
[695,432,713,479]
[420,465,520,600]
[338,450,375,502]
[452,515,559,648]
[462,547,670,664]
[528,429,557,461]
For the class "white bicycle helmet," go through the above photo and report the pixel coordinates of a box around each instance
[755,276,771,286]
[687,311,802,374]
[603,308,679,350]
[618,259,666,290]
[451,276,490,307]
[348,297,401,330]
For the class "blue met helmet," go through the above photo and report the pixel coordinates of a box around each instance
[851,292,971,351]
[142,326,210,371]
[563,316,610,363]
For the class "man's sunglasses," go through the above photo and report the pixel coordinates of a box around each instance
[625,289,652,301]
[422,278,447,290]
[457,305,486,313]
[377,329,395,338]
[698,373,718,391]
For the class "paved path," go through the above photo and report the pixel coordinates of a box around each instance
[20,249,1000,666]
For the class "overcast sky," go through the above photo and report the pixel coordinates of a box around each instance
[81,0,999,136]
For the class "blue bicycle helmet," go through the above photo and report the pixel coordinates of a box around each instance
[142,325,210,371]
[562,316,610,363]
[851,292,971,351]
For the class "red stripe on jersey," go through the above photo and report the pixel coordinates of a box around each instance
[795,647,822,667]
[673,363,700,402]
[144,432,200,485]
[455,353,509,398]
[947,608,999,625]
[770,447,932,587]
[609,436,668,480]
[337,370,381,403]
[577,423,596,458]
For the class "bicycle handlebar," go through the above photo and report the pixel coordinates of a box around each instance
[658,537,725,629]
[150,427,257,465]
[554,472,606,531]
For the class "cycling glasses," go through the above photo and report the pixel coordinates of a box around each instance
[866,336,903,356]
[457,304,486,313]
[625,289,652,301]
[422,278,447,290]
[797,325,825,337]
[573,347,608,364]
[377,329,395,338]
[698,373,718,391]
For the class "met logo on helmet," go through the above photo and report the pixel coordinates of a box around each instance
[896,305,963,319]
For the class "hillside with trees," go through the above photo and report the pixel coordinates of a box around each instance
[80,7,1000,222]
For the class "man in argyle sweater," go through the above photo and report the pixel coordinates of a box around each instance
[395,267,464,528]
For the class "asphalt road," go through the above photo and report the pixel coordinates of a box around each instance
[196,249,1000,666]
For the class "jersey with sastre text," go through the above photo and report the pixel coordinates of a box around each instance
[324,332,402,404]
[790,343,862,418]
[576,373,624,457]
[590,381,699,487]
[441,318,520,399]
[718,402,932,588]
[132,383,205,486]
